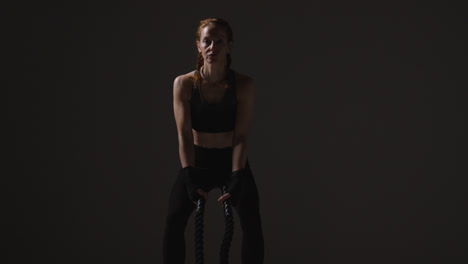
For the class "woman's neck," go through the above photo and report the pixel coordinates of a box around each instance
[201,64,227,84]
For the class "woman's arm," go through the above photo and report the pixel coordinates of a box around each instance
[231,76,255,171]
[173,75,195,168]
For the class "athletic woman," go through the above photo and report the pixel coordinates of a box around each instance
[162,18,264,264]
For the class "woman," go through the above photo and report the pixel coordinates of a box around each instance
[162,18,264,264]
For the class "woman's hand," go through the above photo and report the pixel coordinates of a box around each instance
[191,189,230,207]
[192,188,209,205]
[217,168,247,207]
[217,192,231,206]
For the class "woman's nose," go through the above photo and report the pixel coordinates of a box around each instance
[208,41,218,49]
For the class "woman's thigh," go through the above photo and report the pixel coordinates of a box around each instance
[165,168,196,220]
[233,163,261,213]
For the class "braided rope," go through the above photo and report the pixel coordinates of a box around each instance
[194,185,235,264]
[195,198,205,264]
[220,185,234,264]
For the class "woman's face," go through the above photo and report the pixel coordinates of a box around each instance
[197,23,232,65]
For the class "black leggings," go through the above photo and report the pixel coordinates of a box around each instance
[162,145,264,264]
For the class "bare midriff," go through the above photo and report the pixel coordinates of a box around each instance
[192,129,234,148]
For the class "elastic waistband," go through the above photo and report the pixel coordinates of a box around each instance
[193,144,250,171]
[194,144,233,154]
[193,145,233,170]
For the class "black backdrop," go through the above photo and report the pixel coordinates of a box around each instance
[7,1,466,263]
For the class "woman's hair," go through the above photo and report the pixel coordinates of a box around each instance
[194,18,234,89]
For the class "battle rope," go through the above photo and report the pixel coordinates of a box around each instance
[220,185,235,264]
[194,185,235,264]
[195,197,205,264]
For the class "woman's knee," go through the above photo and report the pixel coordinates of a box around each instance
[165,195,195,229]
[164,209,191,231]
[235,188,261,217]
[236,207,263,232]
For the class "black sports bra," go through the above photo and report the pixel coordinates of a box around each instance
[190,69,237,133]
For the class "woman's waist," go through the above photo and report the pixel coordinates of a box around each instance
[192,129,233,148]
[186,167,231,184]
[194,144,233,167]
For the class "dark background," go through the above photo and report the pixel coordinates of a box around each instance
[6,1,466,263]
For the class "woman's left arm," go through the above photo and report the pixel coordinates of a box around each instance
[231,76,255,171]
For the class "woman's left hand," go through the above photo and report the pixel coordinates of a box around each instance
[218,193,232,206]
[218,168,247,206]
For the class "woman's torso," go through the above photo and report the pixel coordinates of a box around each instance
[183,69,244,148]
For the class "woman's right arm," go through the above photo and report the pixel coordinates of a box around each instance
[173,75,195,168]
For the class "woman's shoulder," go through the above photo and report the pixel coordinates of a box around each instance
[232,70,255,93]
[174,70,197,85]
[173,70,196,100]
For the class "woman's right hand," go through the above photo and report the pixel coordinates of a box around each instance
[192,189,209,205]
[181,166,209,203]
